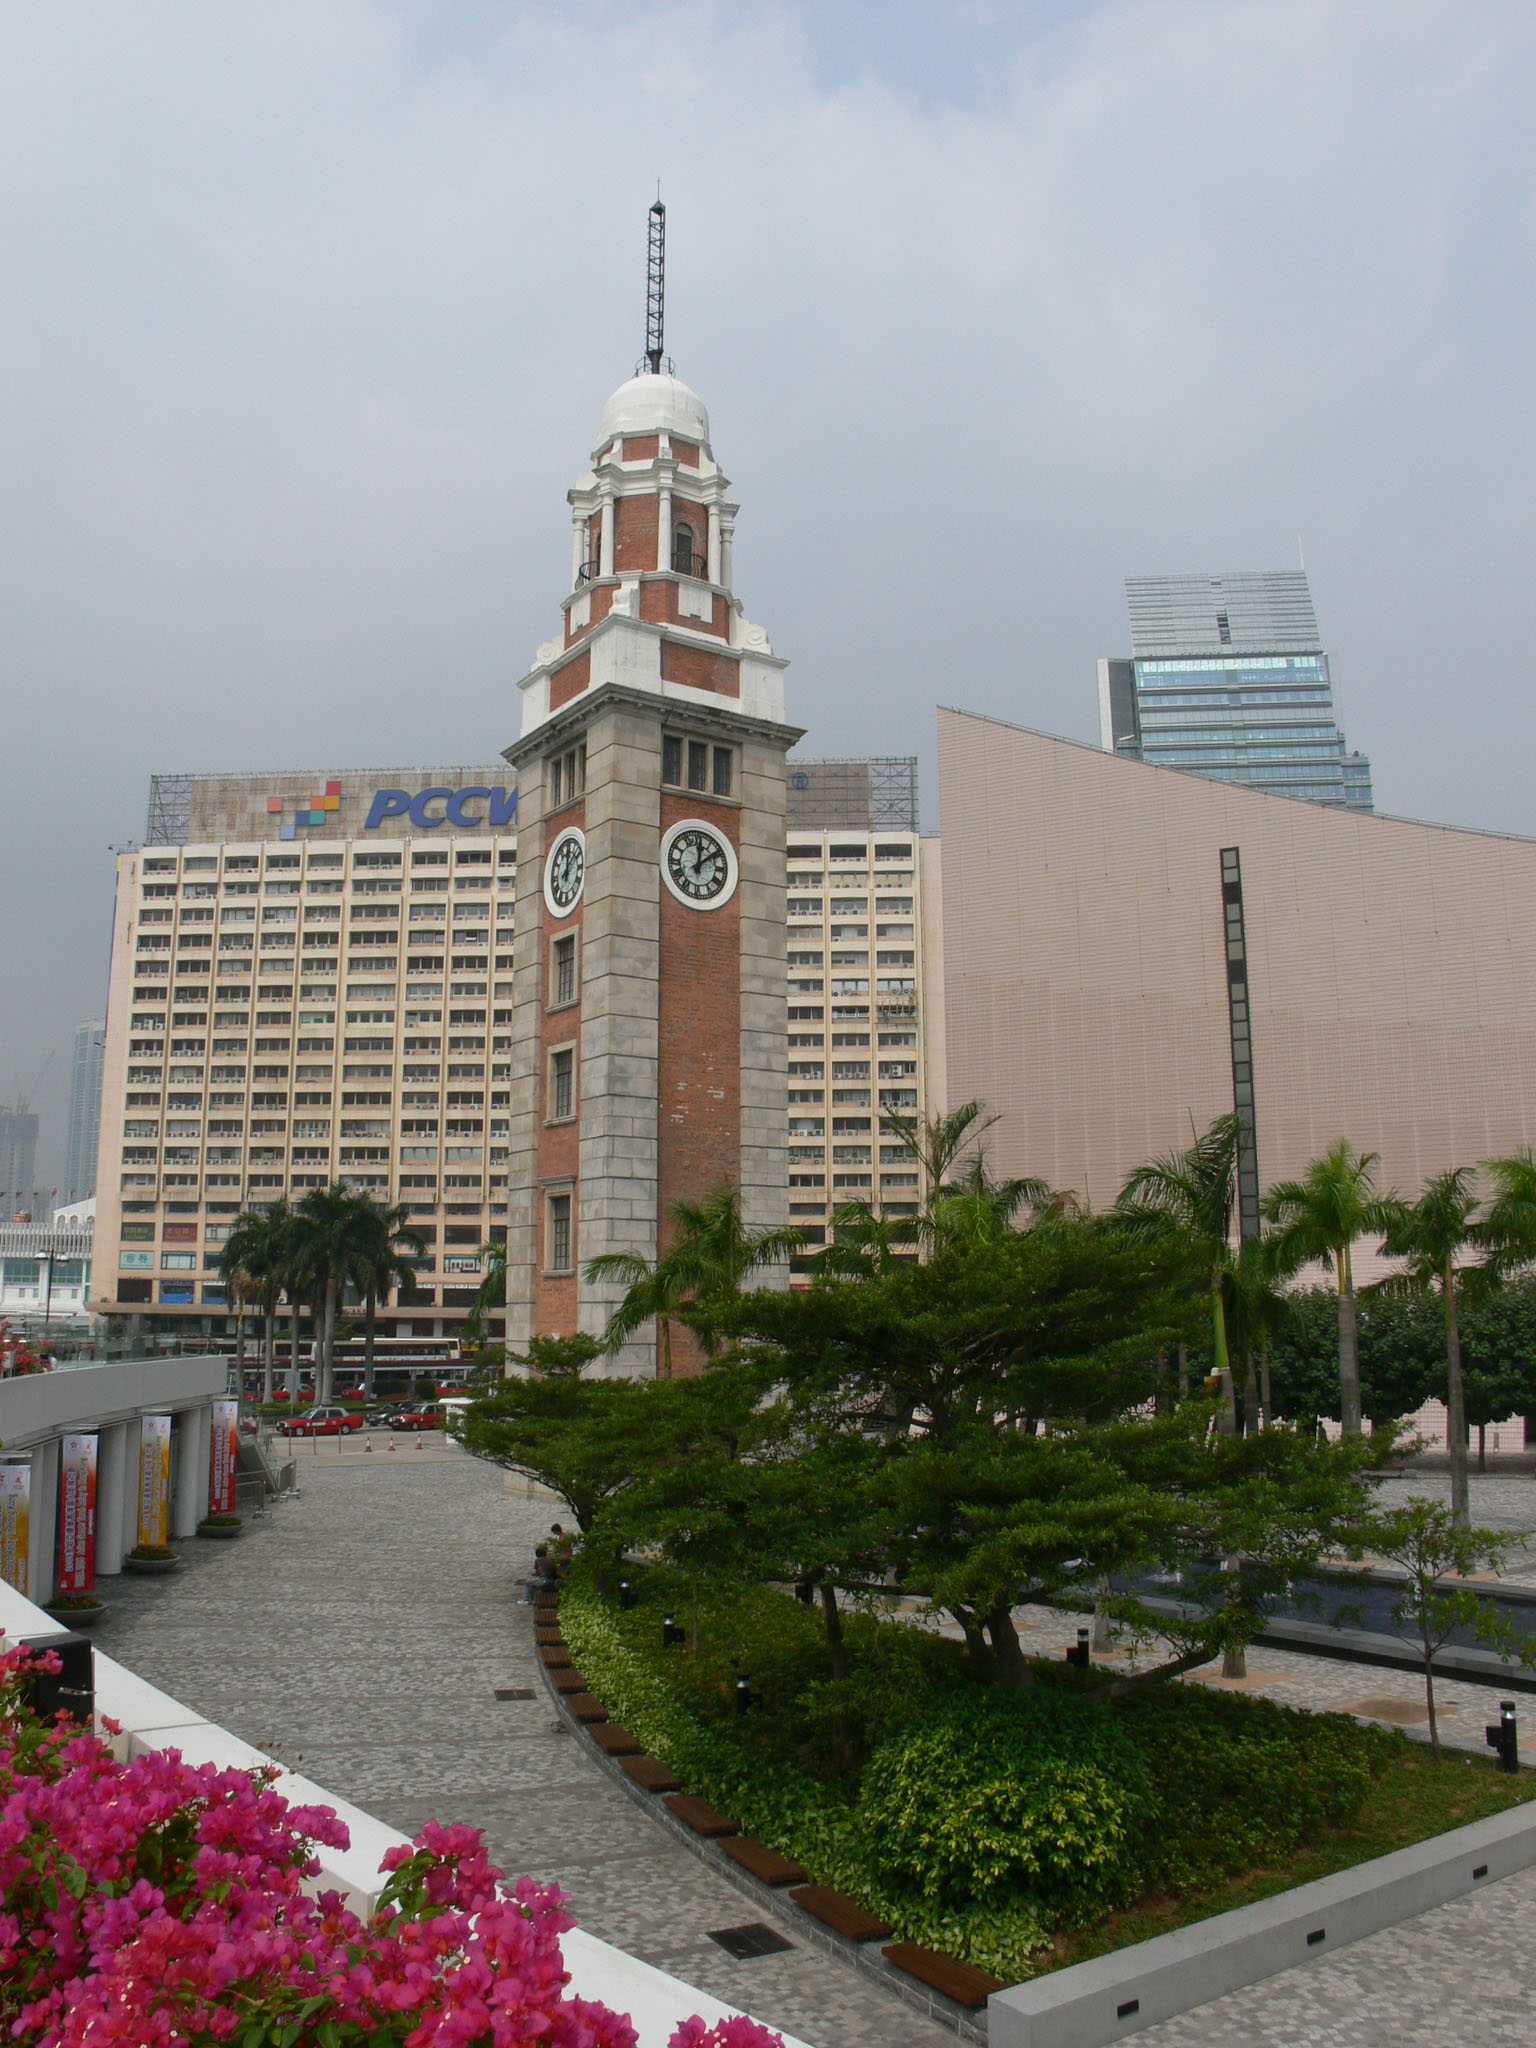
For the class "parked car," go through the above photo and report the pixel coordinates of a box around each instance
[277,1405,366,1437]
[388,1403,441,1431]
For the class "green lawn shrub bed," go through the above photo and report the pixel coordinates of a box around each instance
[559,1570,1531,1981]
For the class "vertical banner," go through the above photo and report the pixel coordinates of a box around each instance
[138,1416,172,1549]
[0,1466,32,1595]
[58,1434,98,1595]
[210,1400,239,1517]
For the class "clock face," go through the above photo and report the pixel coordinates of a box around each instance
[543,827,586,919]
[660,819,738,911]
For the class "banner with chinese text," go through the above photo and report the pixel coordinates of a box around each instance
[138,1416,172,1549]
[0,1466,31,1595]
[58,1433,98,1594]
[210,1401,238,1516]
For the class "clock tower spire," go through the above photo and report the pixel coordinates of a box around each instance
[502,217,801,1376]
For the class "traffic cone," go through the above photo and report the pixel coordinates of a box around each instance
[364,1438,373,1453]
[415,1435,423,1451]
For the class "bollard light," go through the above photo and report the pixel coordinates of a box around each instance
[1486,1700,1520,1774]
[735,1672,753,1717]
[619,1579,637,1611]
[662,1613,684,1650]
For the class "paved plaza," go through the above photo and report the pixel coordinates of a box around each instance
[91,1447,1536,2046]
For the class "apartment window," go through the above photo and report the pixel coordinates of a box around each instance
[552,933,577,1007]
[687,741,708,792]
[672,524,695,575]
[546,1191,573,1273]
[662,735,683,786]
[549,1046,575,1122]
[712,747,733,798]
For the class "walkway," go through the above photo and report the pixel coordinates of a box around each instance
[91,1450,1536,2047]
[92,1440,951,2048]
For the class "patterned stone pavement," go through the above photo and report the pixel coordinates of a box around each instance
[89,1450,1536,2047]
[91,1439,953,2048]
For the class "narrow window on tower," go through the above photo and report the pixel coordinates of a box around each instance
[575,743,587,796]
[662,735,683,787]
[687,740,708,792]
[712,747,733,798]
[672,523,694,576]
[549,1046,575,1122]
[547,756,563,807]
[551,933,577,1008]
[545,1191,573,1273]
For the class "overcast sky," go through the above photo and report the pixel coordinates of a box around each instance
[3,1,1532,1183]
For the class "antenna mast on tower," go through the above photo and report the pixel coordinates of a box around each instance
[644,196,668,375]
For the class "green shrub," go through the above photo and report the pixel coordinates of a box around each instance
[858,1693,1153,1913]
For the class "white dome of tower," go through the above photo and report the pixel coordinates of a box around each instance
[598,373,711,450]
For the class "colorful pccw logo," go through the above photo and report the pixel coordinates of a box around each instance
[364,787,518,831]
[269,781,342,840]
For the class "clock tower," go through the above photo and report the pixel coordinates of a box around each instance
[502,208,800,1376]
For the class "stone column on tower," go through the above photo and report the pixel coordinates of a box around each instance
[502,370,800,1377]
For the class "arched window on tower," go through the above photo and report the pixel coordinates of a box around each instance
[672,523,695,576]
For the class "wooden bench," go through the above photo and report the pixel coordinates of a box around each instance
[720,1837,807,1886]
[621,1755,683,1793]
[534,1628,564,1646]
[787,1886,892,1942]
[881,1943,1005,2010]
[564,1694,608,1724]
[663,1794,739,1839]
[590,1723,643,1757]
[551,1669,590,1693]
[537,1646,572,1669]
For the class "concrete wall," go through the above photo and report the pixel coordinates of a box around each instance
[937,707,1536,1215]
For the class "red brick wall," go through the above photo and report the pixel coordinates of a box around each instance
[660,640,740,697]
[614,493,660,573]
[535,797,586,1336]
[622,435,660,461]
[672,439,701,467]
[549,649,591,711]
[656,789,741,1378]
[565,585,613,648]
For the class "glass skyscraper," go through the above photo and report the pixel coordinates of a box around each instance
[1097,570,1373,811]
[64,1020,106,1203]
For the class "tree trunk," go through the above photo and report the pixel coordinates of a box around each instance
[1210,1276,1231,1378]
[1478,1422,1487,1473]
[953,1607,996,1679]
[1092,1577,1113,1652]
[262,1305,276,1405]
[1337,1279,1362,1436]
[1423,1648,1440,1756]
[1260,1342,1273,1431]
[818,1581,848,1685]
[288,1297,301,1405]
[322,1279,339,1404]
[1177,1341,1189,1401]
[984,1605,1036,1690]
[363,1288,377,1403]
[1446,1276,1468,1524]
[1242,1352,1260,1437]
[659,1316,672,1382]
[1154,1350,1170,1417]
[1221,1554,1247,1677]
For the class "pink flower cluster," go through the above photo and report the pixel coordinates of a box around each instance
[0,1326,53,1379]
[0,1642,785,2048]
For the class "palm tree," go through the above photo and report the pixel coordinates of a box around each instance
[289,1184,379,1403]
[217,1199,292,1404]
[1117,1113,1245,1382]
[1221,1234,1292,1433]
[348,1198,425,1402]
[1262,1140,1392,1437]
[466,1236,508,1354]
[1374,1168,1485,1524]
[1480,1148,1536,1277]
[585,1183,805,1377]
